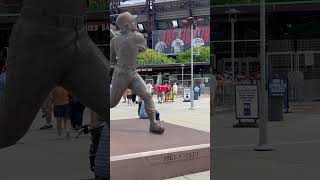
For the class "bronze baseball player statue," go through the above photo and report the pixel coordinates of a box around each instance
[110,12,165,134]
[0,0,108,149]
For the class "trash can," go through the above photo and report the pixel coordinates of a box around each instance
[194,92,199,100]
[268,96,284,121]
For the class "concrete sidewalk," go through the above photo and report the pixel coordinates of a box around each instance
[0,108,95,180]
[213,101,320,180]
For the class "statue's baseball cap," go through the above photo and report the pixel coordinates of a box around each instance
[116,12,138,30]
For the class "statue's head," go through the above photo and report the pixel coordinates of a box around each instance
[116,12,137,32]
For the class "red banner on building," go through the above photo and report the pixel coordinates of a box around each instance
[152,26,210,54]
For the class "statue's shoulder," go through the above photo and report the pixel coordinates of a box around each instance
[133,32,145,40]
[130,32,145,44]
[111,35,121,44]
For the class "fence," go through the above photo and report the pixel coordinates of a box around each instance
[267,50,320,101]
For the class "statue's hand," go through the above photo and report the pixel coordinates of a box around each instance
[138,45,147,52]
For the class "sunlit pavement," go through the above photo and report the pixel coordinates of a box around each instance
[0,108,95,180]
[111,95,210,180]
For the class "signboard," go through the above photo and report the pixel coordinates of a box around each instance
[269,79,289,112]
[269,79,287,96]
[87,23,109,32]
[152,27,210,55]
[183,88,191,101]
[136,68,153,72]
[235,85,259,119]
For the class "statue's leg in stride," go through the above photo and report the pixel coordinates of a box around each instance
[0,13,108,149]
[94,125,109,180]
[110,69,131,108]
[0,19,61,148]
[61,31,109,123]
[130,73,165,134]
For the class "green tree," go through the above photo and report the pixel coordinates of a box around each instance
[176,47,210,64]
[213,0,303,5]
[137,49,175,65]
[88,0,107,11]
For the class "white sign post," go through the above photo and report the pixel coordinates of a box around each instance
[183,88,191,102]
[234,85,259,127]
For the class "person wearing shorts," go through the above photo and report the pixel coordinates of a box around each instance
[126,89,132,105]
[131,91,137,105]
[50,86,71,139]
[156,85,164,104]
[40,96,53,130]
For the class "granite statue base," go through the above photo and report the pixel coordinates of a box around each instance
[110,118,210,180]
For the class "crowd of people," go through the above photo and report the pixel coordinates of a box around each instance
[118,82,181,105]
[215,71,260,83]
[212,71,261,107]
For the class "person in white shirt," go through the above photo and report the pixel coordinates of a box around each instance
[173,83,178,96]
[146,82,153,95]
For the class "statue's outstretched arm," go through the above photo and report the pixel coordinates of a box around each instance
[135,33,147,52]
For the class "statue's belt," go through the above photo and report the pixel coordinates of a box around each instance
[114,64,137,72]
[20,6,86,29]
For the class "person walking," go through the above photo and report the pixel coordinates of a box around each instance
[146,82,153,95]
[69,95,85,130]
[131,91,137,105]
[173,83,178,97]
[194,85,200,99]
[39,96,53,130]
[126,89,132,105]
[216,75,224,106]
[156,84,164,104]
[122,92,127,103]
[0,65,6,97]
[50,86,71,139]
[139,100,161,121]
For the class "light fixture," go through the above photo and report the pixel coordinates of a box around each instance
[172,20,178,28]
[138,24,144,31]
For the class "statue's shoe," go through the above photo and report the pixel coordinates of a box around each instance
[149,122,165,134]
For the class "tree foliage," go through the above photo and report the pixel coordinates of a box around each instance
[213,0,304,5]
[137,49,175,65]
[87,0,106,11]
[176,47,210,64]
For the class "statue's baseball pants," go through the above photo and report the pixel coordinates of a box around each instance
[110,67,156,119]
[0,6,109,148]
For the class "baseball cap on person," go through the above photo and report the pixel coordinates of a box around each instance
[116,12,138,30]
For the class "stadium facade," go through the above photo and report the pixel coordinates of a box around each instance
[212,0,320,100]
[0,1,108,63]
[111,0,210,88]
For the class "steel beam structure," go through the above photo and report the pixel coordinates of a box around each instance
[146,0,155,47]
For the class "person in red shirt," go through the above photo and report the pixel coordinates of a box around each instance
[157,84,164,104]
[164,84,171,102]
